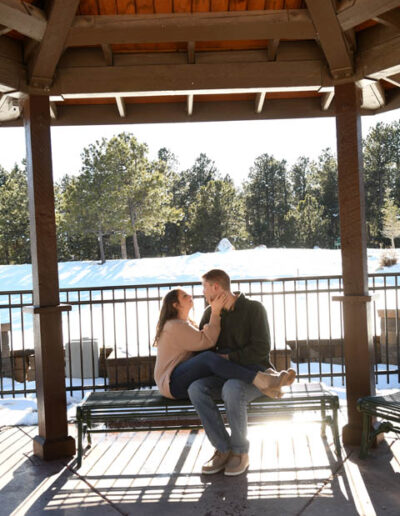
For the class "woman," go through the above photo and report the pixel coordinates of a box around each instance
[153,288,295,400]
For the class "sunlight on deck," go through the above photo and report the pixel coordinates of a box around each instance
[1,418,400,515]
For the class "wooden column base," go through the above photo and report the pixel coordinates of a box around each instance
[33,435,76,460]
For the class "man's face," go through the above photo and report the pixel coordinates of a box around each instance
[202,280,218,304]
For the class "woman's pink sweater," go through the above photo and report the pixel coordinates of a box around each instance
[154,312,221,399]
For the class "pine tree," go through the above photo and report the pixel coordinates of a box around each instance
[286,194,328,248]
[0,164,30,264]
[382,197,400,248]
[244,154,291,247]
[187,178,248,252]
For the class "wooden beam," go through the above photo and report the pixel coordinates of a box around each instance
[0,0,46,41]
[306,0,353,79]
[187,41,195,64]
[187,94,194,115]
[0,54,25,92]
[338,0,400,31]
[66,10,316,47]
[321,90,335,110]
[47,60,330,96]
[334,82,375,445]
[115,96,126,117]
[23,94,75,460]
[49,101,57,119]
[356,26,400,81]
[255,91,266,113]
[267,39,279,61]
[101,44,113,66]
[29,0,80,89]
[359,79,385,109]
[373,8,400,32]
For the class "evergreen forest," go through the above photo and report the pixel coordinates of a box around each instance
[1,120,400,264]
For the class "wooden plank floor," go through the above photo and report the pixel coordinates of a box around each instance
[1,414,400,515]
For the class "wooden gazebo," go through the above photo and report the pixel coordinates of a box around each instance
[1,0,400,460]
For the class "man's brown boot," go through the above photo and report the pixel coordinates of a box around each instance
[224,453,249,476]
[201,450,231,475]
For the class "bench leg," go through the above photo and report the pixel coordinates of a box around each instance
[359,412,371,459]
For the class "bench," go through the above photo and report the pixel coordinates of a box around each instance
[76,382,341,468]
[357,391,400,458]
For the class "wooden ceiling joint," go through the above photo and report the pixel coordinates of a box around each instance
[385,73,400,87]
[267,39,280,61]
[255,91,266,113]
[29,0,81,89]
[337,0,400,31]
[101,44,113,66]
[305,0,353,80]
[373,8,400,32]
[358,78,386,109]
[0,0,46,41]
[187,94,194,115]
[321,89,335,110]
[49,101,57,119]
[115,96,126,117]
[187,41,195,64]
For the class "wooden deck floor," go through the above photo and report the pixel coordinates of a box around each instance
[1,414,399,515]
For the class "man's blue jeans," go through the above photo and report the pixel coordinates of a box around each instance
[188,376,263,454]
[169,350,258,399]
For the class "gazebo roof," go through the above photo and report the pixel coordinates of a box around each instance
[1,0,400,126]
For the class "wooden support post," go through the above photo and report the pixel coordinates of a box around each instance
[23,95,75,460]
[334,82,375,445]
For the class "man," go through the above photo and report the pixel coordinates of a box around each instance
[188,269,278,477]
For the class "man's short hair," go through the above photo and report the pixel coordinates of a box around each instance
[202,269,231,291]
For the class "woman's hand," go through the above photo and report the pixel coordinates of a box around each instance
[210,293,228,316]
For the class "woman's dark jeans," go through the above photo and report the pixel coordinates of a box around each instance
[169,350,263,399]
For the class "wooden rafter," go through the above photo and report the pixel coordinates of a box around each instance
[187,94,194,115]
[29,0,80,89]
[267,39,280,61]
[101,44,113,66]
[0,0,46,41]
[385,72,400,87]
[357,25,400,81]
[255,91,266,113]
[65,10,316,47]
[321,90,334,110]
[115,96,126,117]
[337,0,400,31]
[306,0,353,79]
[373,8,400,32]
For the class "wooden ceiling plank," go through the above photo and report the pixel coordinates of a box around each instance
[66,10,316,46]
[116,0,136,14]
[255,90,266,112]
[99,0,118,15]
[338,0,400,31]
[305,0,353,79]
[373,8,400,32]
[29,0,80,89]
[0,0,46,41]
[115,95,126,116]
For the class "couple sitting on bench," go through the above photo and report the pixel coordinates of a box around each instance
[154,269,296,477]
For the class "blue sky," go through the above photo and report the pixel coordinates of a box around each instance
[1,109,399,186]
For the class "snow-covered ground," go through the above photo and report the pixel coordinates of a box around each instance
[0,246,399,426]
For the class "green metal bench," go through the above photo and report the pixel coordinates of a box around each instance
[76,382,341,468]
[357,391,400,458]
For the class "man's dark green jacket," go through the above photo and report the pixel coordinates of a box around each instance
[199,292,273,369]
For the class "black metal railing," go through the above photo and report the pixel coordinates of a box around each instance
[0,273,399,397]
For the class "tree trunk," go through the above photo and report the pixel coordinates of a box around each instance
[98,231,106,264]
[120,235,127,259]
[132,231,140,259]
[391,236,395,249]
[129,204,141,259]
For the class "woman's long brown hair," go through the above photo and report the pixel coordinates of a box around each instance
[153,289,180,346]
